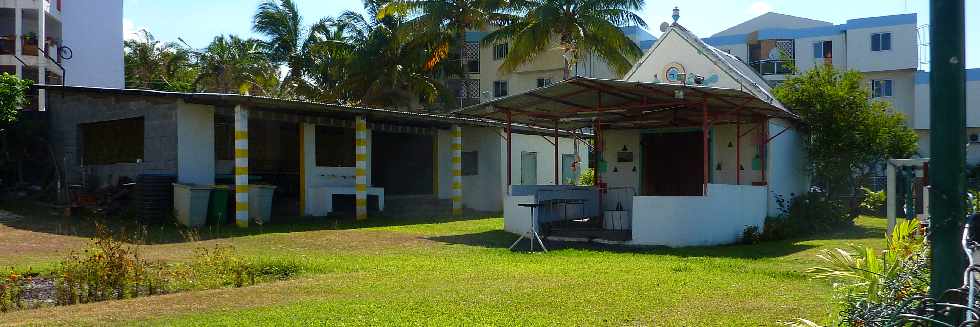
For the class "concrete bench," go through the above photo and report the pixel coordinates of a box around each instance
[309,186,385,216]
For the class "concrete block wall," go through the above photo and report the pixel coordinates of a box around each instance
[47,91,180,188]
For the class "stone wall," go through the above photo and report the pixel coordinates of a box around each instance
[47,91,180,188]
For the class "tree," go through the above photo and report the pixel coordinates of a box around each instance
[482,0,646,79]
[124,30,195,91]
[192,35,268,94]
[774,66,918,197]
[252,0,317,93]
[0,73,31,126]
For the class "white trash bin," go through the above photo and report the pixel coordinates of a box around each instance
[248,184,277,224]
[173,183,212,227]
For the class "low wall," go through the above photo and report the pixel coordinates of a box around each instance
[631,184,767,247]
[503,185,600,235]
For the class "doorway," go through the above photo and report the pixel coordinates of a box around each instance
[642,131,704,196]
[521,151,537,185]
[371,131,434,195]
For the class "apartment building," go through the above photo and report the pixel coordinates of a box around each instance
[1,0,123,109]
[452,26,656,107]
[703,12,980,163]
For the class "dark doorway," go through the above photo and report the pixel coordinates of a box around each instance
[371,131,434,195]
[642,131,704,196]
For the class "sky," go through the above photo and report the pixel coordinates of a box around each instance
[123,0,979,69]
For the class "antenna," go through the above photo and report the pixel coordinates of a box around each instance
[659,22,670,33]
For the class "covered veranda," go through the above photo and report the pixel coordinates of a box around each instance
[456,76,805,247]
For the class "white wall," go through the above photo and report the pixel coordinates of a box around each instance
[627,30,742,88]
[765,119,809,216]
[711,123,764,185]
[863,70,917,121]
[504,133,587,187]
[175,101,214,185]
[62,0,123,88]
[436,126,505,212]
[844,24,918,72]
[793,33,847,73]
[630,184,767,247]
[914,78,980,129]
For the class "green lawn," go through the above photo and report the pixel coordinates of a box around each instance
[0,206,888,326]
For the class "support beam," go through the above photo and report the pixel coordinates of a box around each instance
[736,109,741,185]
[14,8,22,78]
[37,0,46,111]
[928,0,967,309]
[886,163,897,233]
[355,116,368,220]
[451,125,463,216]
[702,102,708,195]
[554,120,559,185]
[298,124,306,215]
[233,105,249,227]
[506,110,513,189]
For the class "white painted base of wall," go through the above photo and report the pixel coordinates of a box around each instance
[308,186,385,216]
[630,184,767,247]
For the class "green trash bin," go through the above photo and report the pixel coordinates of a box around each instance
[207,185,231,226]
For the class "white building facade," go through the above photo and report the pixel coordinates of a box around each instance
[1,0,123,109]
[703,12,980,164]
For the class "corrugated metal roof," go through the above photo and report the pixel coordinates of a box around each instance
[453,76,798,130]
[36,84,584,137]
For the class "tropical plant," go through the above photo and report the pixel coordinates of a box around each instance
[252,0,324,94]
[577,167,595,186]
[774,66,918,198]
[858,187,886,216]
[339,4,455,108]
[124,30,195,91]
[191,35,268,94]
[482,0,646,79]
[0,73,31,125]
[805,219,929,325]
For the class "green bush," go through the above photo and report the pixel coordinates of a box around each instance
[739,225,761,245]
[577,168,595,186]
[0,269,29,312]
[760,192,853,241]
[858,187,886,216]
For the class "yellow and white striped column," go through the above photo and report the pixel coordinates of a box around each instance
[451,125,463,216]
[234,105,249,227]
[355,116,369,220]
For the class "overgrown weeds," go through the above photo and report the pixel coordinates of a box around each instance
[1,268,29,312]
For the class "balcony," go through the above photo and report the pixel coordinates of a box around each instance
[749,59,794,76]
[0,36,14,55]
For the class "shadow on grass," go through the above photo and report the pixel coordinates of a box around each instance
[0,201,500,245]
[427,219,888,259]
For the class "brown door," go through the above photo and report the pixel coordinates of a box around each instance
[642,131,704,196]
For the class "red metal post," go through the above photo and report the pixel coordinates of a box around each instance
[554,119,560,185]
[702,102,709,196]
[736,109,741,185]
[506,110,513,188]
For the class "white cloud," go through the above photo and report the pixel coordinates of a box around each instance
[122,18,144,41]
[747,1,773,16]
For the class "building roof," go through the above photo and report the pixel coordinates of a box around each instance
[36,85,582,137]
[712,12,832,37]
[626,23,782,109]
[704,13,918,46]
[453,76,798,130]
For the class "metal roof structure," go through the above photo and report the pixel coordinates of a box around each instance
[453,76,799,131]
[36,84,580,137]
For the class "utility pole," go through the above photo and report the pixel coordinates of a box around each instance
[928,0,966,324]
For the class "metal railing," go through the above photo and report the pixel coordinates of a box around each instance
[749,59,795,75]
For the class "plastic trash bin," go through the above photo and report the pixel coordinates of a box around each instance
[248,184,277,224]
[173,183,212,227]
[207,185,230,226]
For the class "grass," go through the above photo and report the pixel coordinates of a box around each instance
[0,203,888,326]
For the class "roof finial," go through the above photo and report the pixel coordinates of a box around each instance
[672,6,680,24]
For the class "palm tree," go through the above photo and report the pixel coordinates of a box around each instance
[191,35,267,94]
[252,0,314,94]
[482,0,646,79]
[123,30,194,91]
[340,8,453,109]
[378,0,506,79]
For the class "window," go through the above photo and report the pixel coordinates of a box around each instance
[80,117,144,165]
[871,79,893,98]
[493,43,508,60]
[493,80,508,97]
[462,151,478,176]
[536,78,552,88]
[314,125,355,167]
[871,32,892,51]
[466,59,480,73]
[813,41,832,58]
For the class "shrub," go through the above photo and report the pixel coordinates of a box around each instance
[54,226,175,305]
[740,225,761,245]
[858,187,886,216]
[577,168,595,186]
[0,269,29,312]
[805,219,929,325]
[760,192,853,241]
